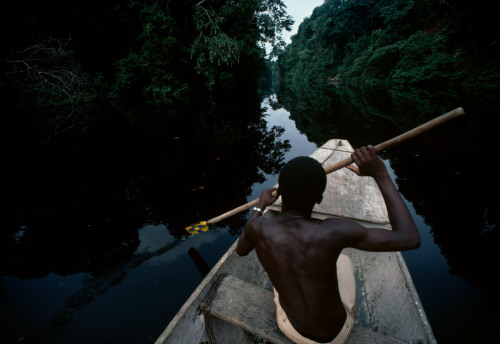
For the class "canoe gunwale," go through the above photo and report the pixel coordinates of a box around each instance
[154,240,238,344]
[395,252,436,343]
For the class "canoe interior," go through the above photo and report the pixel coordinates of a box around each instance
[155,139,436,344]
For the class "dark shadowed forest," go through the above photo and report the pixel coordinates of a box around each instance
[1,0,499,343]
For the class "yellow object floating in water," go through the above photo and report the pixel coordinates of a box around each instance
[185,221,209,234]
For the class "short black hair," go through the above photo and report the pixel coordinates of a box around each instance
[278,156,326,211]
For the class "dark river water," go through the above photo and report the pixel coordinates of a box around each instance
[0,94,497,344]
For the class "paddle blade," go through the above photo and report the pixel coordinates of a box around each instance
[185,221,209,234]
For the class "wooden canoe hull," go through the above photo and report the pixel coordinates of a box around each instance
[155,140,435,344]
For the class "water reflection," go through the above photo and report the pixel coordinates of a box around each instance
[34,229,184,342]
[0,91,291,342]
[0,107,290,275]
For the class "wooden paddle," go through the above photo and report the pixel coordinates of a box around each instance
[185,107,465,234]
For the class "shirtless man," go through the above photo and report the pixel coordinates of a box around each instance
[236,146,420,344]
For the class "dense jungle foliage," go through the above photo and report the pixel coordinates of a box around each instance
[0,0,292,152]
[276,0,500,139]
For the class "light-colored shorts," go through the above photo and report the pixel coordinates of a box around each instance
[273,254,356,344]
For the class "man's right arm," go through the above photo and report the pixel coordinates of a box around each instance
[236,221,256,256]
[345,146,420,252]
[236,188,278,256]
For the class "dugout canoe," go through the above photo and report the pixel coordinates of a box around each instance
[155,139,436,344]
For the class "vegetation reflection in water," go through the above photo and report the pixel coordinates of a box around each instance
[0,92,291,344]
[0,101,291,270]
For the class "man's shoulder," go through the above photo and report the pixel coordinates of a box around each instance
[318,217,364,234]
[246,215,272,232]
[320,216,357,227]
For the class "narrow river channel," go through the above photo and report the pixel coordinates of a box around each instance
[0,96,495,344]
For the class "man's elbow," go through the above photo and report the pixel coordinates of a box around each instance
[411,227,421,248]
[236,247,247,256]
[408,238,421,250]
[404,233,421,250]
[235,239,251,256]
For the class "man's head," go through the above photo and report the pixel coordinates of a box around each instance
[278,156,327,213]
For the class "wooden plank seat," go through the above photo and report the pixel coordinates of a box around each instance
[200,274,405,344]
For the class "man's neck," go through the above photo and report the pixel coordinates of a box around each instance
[281,207,313,219]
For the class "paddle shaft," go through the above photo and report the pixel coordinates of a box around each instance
[324,107,465,174]
[207,107,465,225]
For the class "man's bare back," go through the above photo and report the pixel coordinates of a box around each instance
[237,146,420,343]
[249,214,359,340]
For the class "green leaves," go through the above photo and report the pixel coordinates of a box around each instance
[110,2,192,116]
[191,4,242,68]
[2,38,100,142]
[191,0,292,77]
[275,0,500,139]
[2,0,299,148]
